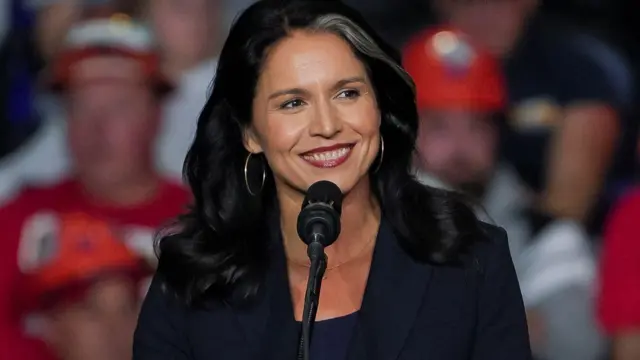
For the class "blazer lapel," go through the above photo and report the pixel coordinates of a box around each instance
[349,219,433,360]
[262,236,299,360]
[234,218,299,360]
[233,278,271,359]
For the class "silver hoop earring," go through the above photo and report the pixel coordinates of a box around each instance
[373,136,384,173]
[244,152,266,196]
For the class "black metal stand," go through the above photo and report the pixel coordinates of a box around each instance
[297,241,327,360]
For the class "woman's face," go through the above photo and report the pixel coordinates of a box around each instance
[248,31,381,195]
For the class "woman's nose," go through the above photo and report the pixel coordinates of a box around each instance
[308,101,342,138]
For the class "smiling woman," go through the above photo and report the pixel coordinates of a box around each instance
[246,31,381,197]
[133,1,532,359]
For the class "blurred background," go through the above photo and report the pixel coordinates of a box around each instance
[0,0,639,359]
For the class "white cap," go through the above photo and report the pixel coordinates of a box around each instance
[63,15,155,53]
[50,15,172,93]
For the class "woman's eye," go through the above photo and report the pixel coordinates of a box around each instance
[336,89,360,99]
[280,99,305,109]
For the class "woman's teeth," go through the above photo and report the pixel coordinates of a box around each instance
[302,147,351,162]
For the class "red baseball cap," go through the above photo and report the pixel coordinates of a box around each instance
[20,212,150,310]
[403,26,506,112]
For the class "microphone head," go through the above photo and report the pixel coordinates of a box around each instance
[303,180,343,213]
[297,181,343,247]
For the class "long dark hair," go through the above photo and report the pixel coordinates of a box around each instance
[156,0,483,306]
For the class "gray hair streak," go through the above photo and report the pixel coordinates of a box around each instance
[309,14,416,92]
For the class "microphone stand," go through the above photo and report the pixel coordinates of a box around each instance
[297,240,327,360]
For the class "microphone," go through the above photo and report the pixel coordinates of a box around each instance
[297,180,342,248]
[296,180,343,360]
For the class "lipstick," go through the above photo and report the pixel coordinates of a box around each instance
[300,143,355,168]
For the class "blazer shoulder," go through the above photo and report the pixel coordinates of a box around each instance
[479,221,508,244]
[134,273,193,358]
[467,224,533,358]
[465,222,511,274]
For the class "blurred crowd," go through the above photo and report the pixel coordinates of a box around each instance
[0,0,638,360]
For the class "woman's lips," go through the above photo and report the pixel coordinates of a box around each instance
[300,144,355,168]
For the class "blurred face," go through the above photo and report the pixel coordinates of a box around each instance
[416,110,497,196]
[437,0,535,56]
[149,0,218,67]
[66,58,158,186]
[45,278,139,360]
[247,31,381,196]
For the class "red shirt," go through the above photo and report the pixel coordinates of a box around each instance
[598,188,640,334]
[0,179,190,360]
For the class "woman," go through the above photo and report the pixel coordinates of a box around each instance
[133,1,531,359]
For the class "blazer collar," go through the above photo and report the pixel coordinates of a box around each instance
[234,214,299,360]
[349,219,433,360]
[234,217,433,360]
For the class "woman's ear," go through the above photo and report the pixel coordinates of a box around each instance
[243,126,263,154]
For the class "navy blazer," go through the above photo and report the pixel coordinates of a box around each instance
[134,219,532,360]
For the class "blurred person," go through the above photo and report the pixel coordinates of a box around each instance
[15,0,224,185]
[147,0,222,179]
[404,27,605,360]
[147,0,220,82]
[598,136,640,360]
[21,212,151,360]
[0,0,146,204]
[432,0,625,230]
[342,0,431,46]
[0,17,189,359]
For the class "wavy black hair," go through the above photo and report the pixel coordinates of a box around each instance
[156,0,483,306]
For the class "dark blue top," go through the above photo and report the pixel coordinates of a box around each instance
[500,19,635,233]
[501,19,629,193]
[300,312,359,360]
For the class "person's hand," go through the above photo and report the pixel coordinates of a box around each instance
[46,278,139,360]
[55,309,126,360]
[612,333,640,360]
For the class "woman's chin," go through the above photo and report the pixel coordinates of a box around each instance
[303,173,369,196]
[272,164,370,198]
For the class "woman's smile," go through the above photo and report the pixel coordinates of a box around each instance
[300,143,356,168]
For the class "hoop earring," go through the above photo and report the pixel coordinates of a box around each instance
[373,136,384,173]
[244,152,266,196]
